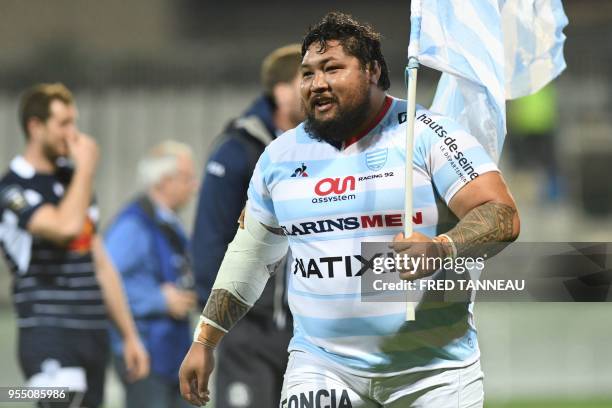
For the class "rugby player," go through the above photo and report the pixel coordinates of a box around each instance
[0,83,149,407]
[180,12,519,408]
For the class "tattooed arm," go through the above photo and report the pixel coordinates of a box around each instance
[197,216,287,341]
[393,172,519,280]
[179,212,287,406]
[444,172,520,257]
[443,202,517,259]
[177,289,253,406]
[201,288,251,333]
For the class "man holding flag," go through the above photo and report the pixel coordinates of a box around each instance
[180,4,566,406]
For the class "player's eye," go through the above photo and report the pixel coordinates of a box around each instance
[302,71,313,78]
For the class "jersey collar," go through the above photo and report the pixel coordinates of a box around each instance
[10,156,36,179]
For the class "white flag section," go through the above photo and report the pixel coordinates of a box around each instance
[409,0,568,162]
[403,0,567,320]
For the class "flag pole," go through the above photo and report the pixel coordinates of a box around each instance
[404,56,419,321]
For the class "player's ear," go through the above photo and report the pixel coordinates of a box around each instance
[367,61,382,86]
[26,117,44,140]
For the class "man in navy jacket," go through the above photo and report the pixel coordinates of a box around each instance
[191,44,304,408]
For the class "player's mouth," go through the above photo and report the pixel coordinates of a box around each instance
[311,96,336,113]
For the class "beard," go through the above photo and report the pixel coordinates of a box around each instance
[304,85,372,144]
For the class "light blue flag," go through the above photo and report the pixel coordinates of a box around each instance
[408,0,568,162]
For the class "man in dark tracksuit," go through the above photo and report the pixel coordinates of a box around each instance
[191,44,304,408]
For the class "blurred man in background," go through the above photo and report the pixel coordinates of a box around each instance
[507,83,561,201]
[0,83,149,408]
[105,140,198,408]
[191,44,304,408]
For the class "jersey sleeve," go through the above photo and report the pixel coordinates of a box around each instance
[414,112,499,204]
[246,149,279,227]
[0,183,46,229]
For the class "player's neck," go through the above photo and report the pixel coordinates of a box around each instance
[352,92,388,138]
[22,144,55,174]
[342,92,390,149]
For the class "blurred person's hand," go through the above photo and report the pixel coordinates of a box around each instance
[123,335,150,383]
[162,283,197,320]
[67,132,99,174]
[179,343,214,406]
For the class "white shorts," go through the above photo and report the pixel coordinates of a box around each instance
[280,351,484,408]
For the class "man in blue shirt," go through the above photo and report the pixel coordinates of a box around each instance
[106,140,198,408]
[191,44,304,408]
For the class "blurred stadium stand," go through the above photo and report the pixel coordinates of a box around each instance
[0,1,611,406]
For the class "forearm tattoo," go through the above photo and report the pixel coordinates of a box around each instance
[202,289,250,332]
[446,202,517,257]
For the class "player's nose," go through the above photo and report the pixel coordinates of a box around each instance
[310,71,329,92]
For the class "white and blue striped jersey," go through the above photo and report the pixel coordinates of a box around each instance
[0,156,106,330]
[247,96,498,376]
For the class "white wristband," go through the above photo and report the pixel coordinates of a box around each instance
[192,315,228,344]
[437,234,457,258]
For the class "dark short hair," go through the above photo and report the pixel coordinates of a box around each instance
[301,12,390,91]
[19,83,74,139]
[261,44,303,97]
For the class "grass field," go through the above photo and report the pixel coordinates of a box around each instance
[0,307,610,408]
[486,402,612,408]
